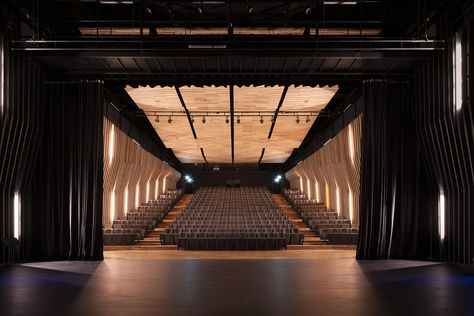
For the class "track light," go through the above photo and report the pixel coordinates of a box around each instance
[168,115,172,124]
[225,116,230,124]
[202,116,206,124]
[305,7,312,15]
[191,116,195,124]
[260,115,264,124]
[296,116,300,124]
[305,116,310,123]
[155,116,160,123]
[271,116,275,123]
[237,116,241,124]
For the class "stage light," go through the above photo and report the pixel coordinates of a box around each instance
[184,175,193,183]
[197,5,204,14]
[202,116,206,124]
[305,7,312,15]
[168,115,172,124]
[260,116,264,124]
[305,115,310,123]
[273,175,282,183]
[296,116,300,124]
[191,116,195,124]
[236,116,241,124]
[225,116,230,124]
[155,116,160,123]
[145,7,152,14]
[248,6,254,14]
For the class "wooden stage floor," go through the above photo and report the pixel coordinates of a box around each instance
[1,251,473,316]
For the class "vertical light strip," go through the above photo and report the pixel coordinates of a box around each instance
[13,192,20,239]
[163,176,167,194]
[454,31,463,111]
[439,192,445,240]
[348,187,353,222]
[135,183,140,208]
[146,180,150,202]
[108,125,115,165]
[348,124,355,166]
[299,176,304,193]
[306,177,311,200]
[124,185,129,215]
[315,179,320,202]
[336,184,341,216]
[155,178,159,199]
[325,182,330,208]
[110,188,115,223]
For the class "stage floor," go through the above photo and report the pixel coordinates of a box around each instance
[1,253,473,316]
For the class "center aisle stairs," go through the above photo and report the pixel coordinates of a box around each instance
[273,194,326,248]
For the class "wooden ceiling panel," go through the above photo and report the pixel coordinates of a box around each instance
[193,116,232,163]
[234,116,271,163]
[234,85,283,112]
[125,85,182,111]
[180,86,229,112]
[149,116,203,163]
[281,85,338,112]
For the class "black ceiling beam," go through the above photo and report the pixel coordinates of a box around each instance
[258,148,266,164]
[175,86,198,139]
[200,148,208,164]
[229,84,235,164]
[268,86,288,139]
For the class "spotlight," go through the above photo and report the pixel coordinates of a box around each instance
[184,175,193,183]
[236,116,241,124]
[197,5,204,14]
[305,7,312,15]
[145,7,152,14]
[191,116,195,124]
[271,115,275,122]
[274,175,283,183]
[155,116,160,123]
[202,116,206,124]
[168,115,172,124]
[296,116,300,124]
[248,6,254,14]
[260,116,264,124]
[225,116,230,124]
[305,115,310,123]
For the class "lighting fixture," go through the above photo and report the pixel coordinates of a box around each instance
[248,6,254,14]
[191,116,195,124]
[260,116,264,124]
[168,115,172,124]
[145,7,152,14]
[202,116,206,124]
[197,5,204,14]
[155,116,160,123]
[236,116,241,124]
[305,116,310,123]
[305,7,312,15]
[274,175,283,183]
[184,175,193,183]
[296,116,300,124]
[225,116,230,124]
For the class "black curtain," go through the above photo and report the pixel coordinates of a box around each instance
[356,80,438,260]
[23,82,104,261]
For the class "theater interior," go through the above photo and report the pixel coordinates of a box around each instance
[1,0,474,315]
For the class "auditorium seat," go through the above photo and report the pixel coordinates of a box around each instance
[161,187,303,250]
[103,189,183,245]
[282,188,358,245]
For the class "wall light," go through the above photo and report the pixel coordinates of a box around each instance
[348,187,353,223]
[135,183,140,208]
[184,175,193,183]
[110,188,115,222]
[348,123,355,166]
[274,175,282,183]
[453,31,463,111]
[0,38,4,115]
[336,184,341,216]
[306,177,311,199]
[13,192,20,239]
[163,176,167,193]
[315,179,320,202]
[124,185,129,215]
[439,191,445,241]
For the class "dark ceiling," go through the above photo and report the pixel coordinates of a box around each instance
[2,0,452,169]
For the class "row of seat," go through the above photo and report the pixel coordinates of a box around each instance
[103,189,183,245]
[161,187,304,249]
[282,188,359,245]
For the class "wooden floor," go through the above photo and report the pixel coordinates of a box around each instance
[3,258,472,316]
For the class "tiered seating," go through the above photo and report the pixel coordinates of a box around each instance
[282,188,358,245]
[161,187,304,250]
[103,189,183,245]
